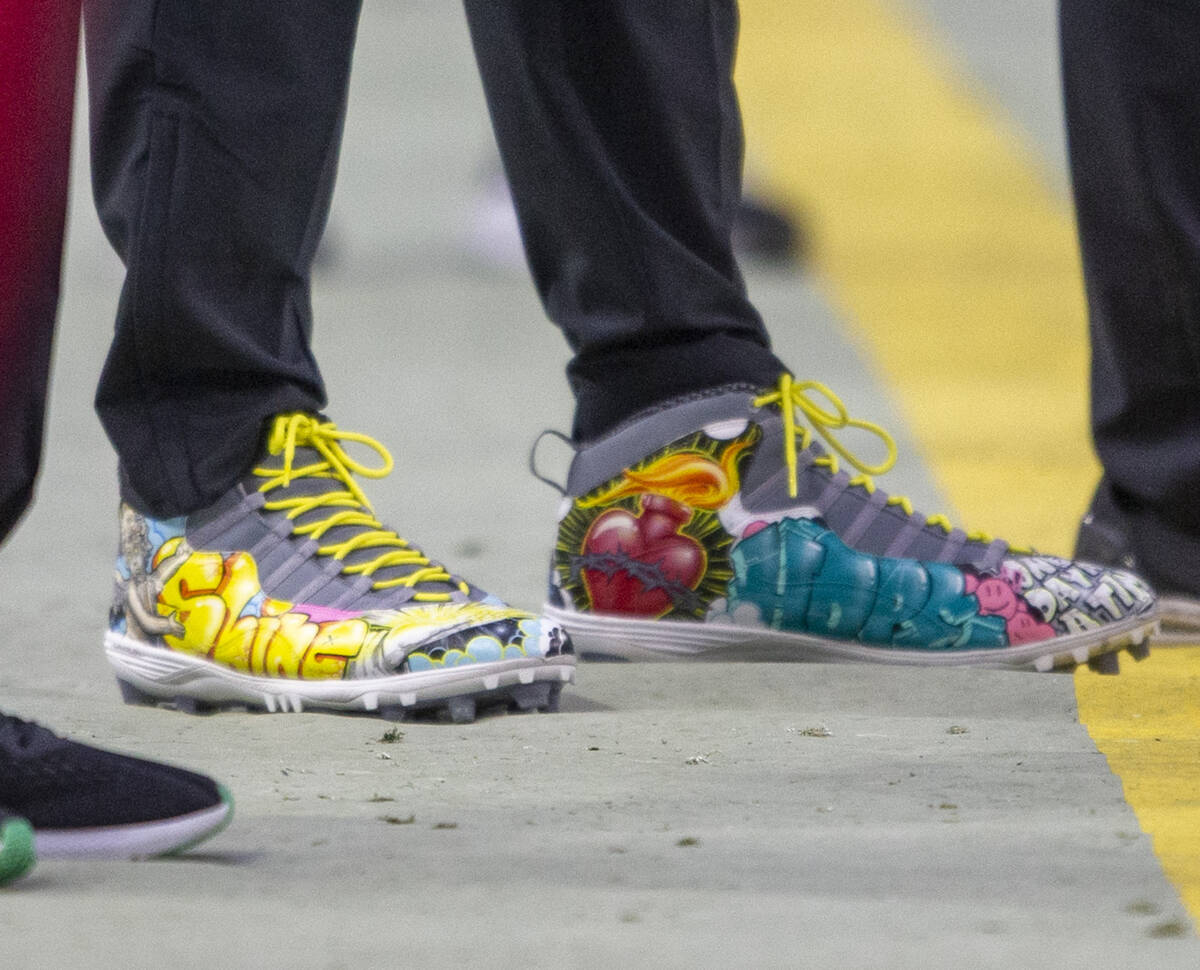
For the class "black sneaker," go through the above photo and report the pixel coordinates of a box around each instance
[0,712,232,859]
[1076,478,1200,644]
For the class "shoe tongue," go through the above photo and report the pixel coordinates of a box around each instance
[738,405,1004,567]
[249,446,453,588]
[249,444,328,487]
[739,407,827,501]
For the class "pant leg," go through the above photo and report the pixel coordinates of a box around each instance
[84,0,362,517]
[463,0,786,441]
[1062,0,1200,592]
[0,0,80,545]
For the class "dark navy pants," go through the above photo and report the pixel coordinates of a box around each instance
[1062,0,1200,591]
[81,0,783,519]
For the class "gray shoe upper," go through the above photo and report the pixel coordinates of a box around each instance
[118,427,482,615]
[180,445,476,612]
[567,383,1009,572]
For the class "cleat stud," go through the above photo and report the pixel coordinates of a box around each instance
[447,696,477,724]
[517,668,536,685]
[1033,655,1055,673]
[263,694,278,713]
[1072,646,1090,665]
[288,695,303,714]
[117,679,156,706]
[483,674,500,691]
[511,683,551,712]
[362,692,379,712]
[1088,651,1121,675]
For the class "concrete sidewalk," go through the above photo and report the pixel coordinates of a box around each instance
[2,663,1195,968]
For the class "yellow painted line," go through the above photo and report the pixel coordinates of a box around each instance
[1077,650,1200,916]
[736,0,1091,552]
[736,0,1200,919]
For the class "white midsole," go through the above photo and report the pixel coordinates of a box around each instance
[543,603,1157,669]
[35,800,231,860]
[104,631,575,712]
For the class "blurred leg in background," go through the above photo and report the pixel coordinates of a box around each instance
[1064,0,1200,637]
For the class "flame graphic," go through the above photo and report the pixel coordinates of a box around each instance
[578,438,751,512]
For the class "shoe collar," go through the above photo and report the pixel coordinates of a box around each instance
[566,384,762,496]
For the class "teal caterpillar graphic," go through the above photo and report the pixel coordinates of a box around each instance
[717,518,1018,650]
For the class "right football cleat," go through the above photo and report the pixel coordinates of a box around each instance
[544,375,1157,672]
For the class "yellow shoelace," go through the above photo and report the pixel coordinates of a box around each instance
[753,374,999,545]
[254,414,467,601]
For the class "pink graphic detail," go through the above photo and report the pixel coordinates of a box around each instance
[964,571,1054,645]
[294,604,361,624]
[582,494,705,617]
[742,520,769,540]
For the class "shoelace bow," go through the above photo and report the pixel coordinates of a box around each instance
[753,374,998,545]
[254,414,467,600]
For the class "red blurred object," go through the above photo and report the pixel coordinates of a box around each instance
[0,0,80,540]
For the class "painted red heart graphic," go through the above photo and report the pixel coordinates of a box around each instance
[581,494,705,616]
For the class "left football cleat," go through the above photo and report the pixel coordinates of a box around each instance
[106,413,574,722]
